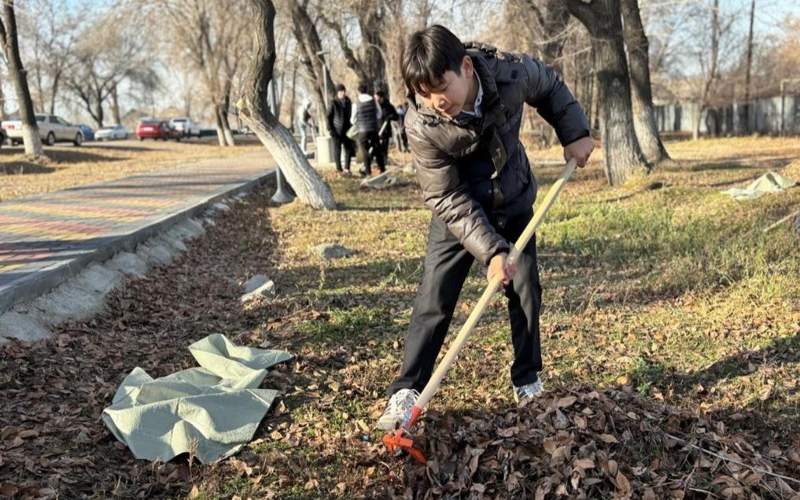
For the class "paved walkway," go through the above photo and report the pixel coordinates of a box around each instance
[0,152,275,313]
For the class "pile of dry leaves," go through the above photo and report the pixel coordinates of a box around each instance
[394,387,800,499]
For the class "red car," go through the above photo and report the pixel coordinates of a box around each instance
[136,119,181,141]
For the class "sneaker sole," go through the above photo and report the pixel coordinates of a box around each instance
[376,415,401,431]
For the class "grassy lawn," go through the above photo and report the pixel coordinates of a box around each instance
[192,136,799,497]
[1,136,798,498]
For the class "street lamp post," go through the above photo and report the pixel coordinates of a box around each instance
[314,50,334,167]
[268,80,295,204]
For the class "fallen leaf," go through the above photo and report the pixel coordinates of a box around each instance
[556,396,577,408]
[598,433,618,444]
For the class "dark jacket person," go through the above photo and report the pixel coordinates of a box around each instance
[376,25,595,431]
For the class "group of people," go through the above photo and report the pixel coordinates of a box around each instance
[297,83,409,177]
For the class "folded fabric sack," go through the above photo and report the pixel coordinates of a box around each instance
[723,171,797,200]
[102,334,292,463]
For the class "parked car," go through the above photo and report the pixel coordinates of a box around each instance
[168,117,200,137]
[78,124,94,141]
[95,124,129,141]
[1,114,83,146]
[136,119,182,141]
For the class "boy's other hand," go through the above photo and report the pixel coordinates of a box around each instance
[563,136,594,168]
[488,252,516,287]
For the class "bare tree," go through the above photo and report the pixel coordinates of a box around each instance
[685,0,738,139]
[566,0,650,185]
[0,0,43,156]
[620,0,670,163]
[240,0,336,210]
[319,0,388,92]
[157,0,249,146]
[20,0,79,115]
[64,6,158,128]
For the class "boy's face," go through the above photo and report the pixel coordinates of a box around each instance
[337,90,346,99]
[419,56,474,118]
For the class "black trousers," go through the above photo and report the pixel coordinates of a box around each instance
[387,210,543,396]
[378,131,392,164]
[358,131,385,173]
[332,134,355,172]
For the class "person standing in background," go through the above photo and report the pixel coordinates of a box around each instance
[327,84,356,175]
[376,90,399,165]
[352,82,384,177]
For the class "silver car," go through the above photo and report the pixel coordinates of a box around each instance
[95,124,129,141]
[2,114,83,146]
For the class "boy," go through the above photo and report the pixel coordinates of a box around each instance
[377,25,594,430]
[326,83,356,175]
[375,90,399,164]
[351,82,385,177]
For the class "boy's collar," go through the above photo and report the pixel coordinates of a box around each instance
[459,73,483,118]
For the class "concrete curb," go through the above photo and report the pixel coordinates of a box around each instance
[0,169,275,316]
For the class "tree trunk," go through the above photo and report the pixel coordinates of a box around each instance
[620,0,670,163]
[288,63,297,130]
[94,88,104,128]
[743,0,755,134]
[0,2,43,156]
[183,88,192,118]
[221,86,236,146]
[214,102,227,146]
[521,0,570,146]
[111,83,122,124]
[49,71,61,116]
[290,2,332,136]
[0,81,7,120]
[242,0,336,210]
[567,0,649,185]
[694,0,720,141]
[358,11,388,91]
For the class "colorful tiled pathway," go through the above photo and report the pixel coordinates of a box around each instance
[0,152,274,312]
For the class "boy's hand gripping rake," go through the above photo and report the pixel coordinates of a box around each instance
[383,159,578,464]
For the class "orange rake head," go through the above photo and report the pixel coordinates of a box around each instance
[382,428,427,464]
[382,406,426,464]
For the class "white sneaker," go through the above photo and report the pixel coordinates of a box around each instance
[376,388,419,431]
[513,379,544,406]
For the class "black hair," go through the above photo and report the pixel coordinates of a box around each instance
[375,90,386,99]
[335,83,346,92]
[401,25,466,97]
[358,82,370,94]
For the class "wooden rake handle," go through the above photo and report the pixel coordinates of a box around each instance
[410,158,578,417]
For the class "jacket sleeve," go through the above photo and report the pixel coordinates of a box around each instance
[387,104,400,122]
[522,55,590,146]
[407,124,509,265]
[326,103,336,135]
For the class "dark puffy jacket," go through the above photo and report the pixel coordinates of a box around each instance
[404,43,590,264]
[327,97,352,137]
[379,101,399,137]
[356,95,379,133]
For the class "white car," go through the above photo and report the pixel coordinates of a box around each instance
[1,114,83,146]
[95,124,129,141]
[168,117,200,137]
